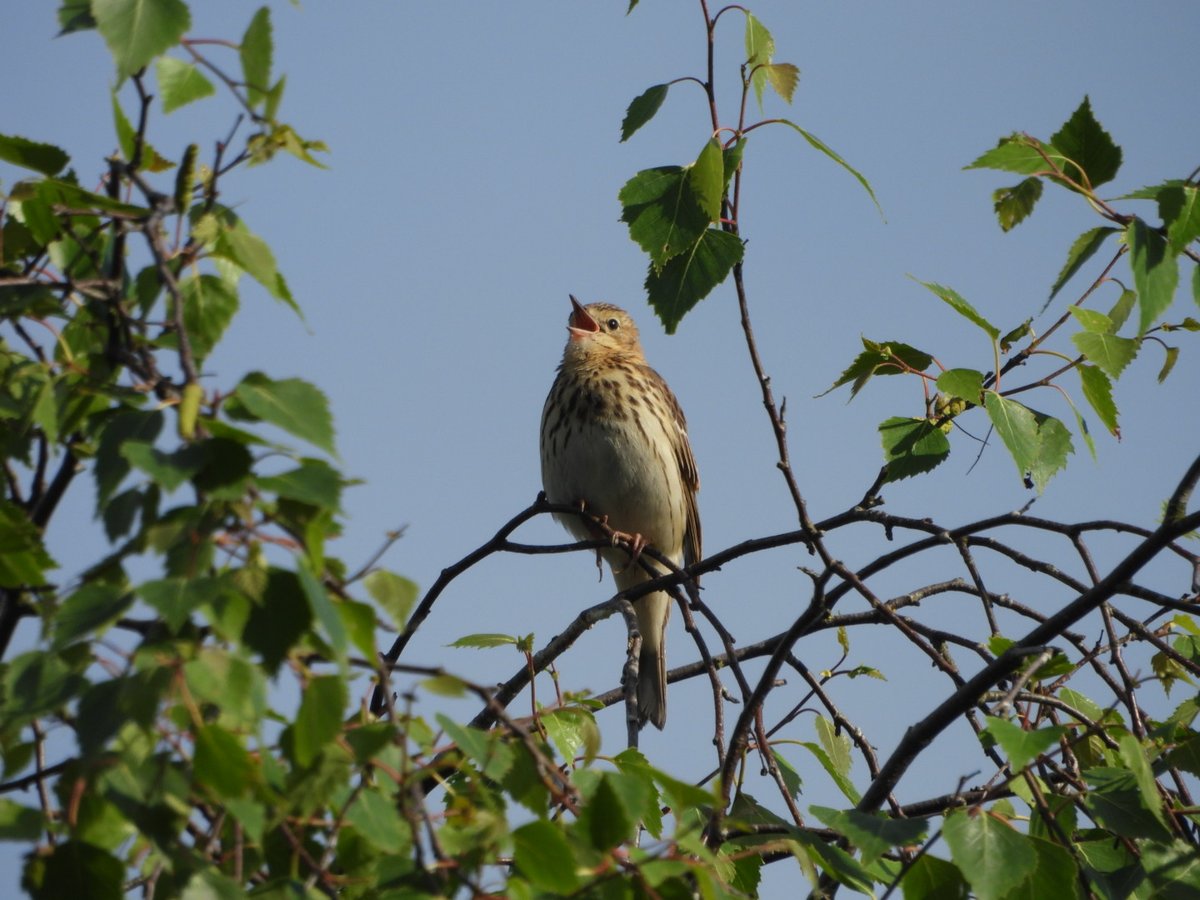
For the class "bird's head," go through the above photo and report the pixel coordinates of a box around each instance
[561,295,643,368]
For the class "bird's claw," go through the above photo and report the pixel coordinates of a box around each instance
[610,529,647,574]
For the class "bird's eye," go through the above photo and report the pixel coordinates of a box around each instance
[606,318,620,330]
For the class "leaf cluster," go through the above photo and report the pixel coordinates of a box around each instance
[823,97,1199,490]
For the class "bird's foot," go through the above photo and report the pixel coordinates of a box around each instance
[610,529,647,574]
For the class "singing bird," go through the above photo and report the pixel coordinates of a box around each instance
[540,296,701,729]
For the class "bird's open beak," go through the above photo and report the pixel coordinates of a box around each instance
[567,295,599,342]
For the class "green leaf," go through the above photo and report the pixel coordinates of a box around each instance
[1,651,84,719]
[543,708,601,765]
[512,821,579,894]
[809,806,928,864]
[1159,184,1200,255]
[346,786,411,854]
[340,599,377,659]
[1071,330,1139,379]
[243,568,312,673]
[1078,365,1119,436]
[0,134,69,176]
[820,338,933,399]
[942,809,1038,900]
[645,227,744,334]
[792,828,878,894]
[576,773,635,851]
[985,394,1072,492]
[964,133,1080,182]
[899,854,969,899]
[723,139,745,185]
[772,748,802,801]
[193,724,255,798]
[1029,410,1072,492]
[1007,836,1083,900]
[449,633,520,649]
[257,459,343,508]
[1082,766,1171,839]
[814,715,857,799]
[992,177,1042,232]
[233,372,336,455]
[744,12,775,108]
[619,166,711,270]
[688,138,725,221]
[620,84,668,142]
[154,56,216,113]
[0,500,57,588]
[92,0,191,80]
[137,577,223,632]
[1128,217,1180,333]
[94,410,164,504]
[421,674,466,697]
[1118,734,1168,830]
[31,840,124,900]
[292,675,347,767]
[1068,306,1114,333]
[966,134,1068,176]
[120,441,207,492]
[1050,95,1122,190]
[878,417,951,482]
[30,176,148,217]
[0,800,44,840]
[779,120,882,216]
[52,583,131,650]
[212,214,296,311]
[364,569,419,629]
[982,716,1066,773]
[937,368,984,404]
[298,563,347,665]
[437,714,514,781]
[1108,288,1137,332]
[57,1,97,35]
[1143,839,1200,896]
[240,7,273,108]
[184,648,267,731]
[177,274,239,362]
[912,278,1000,340]
[1049,226,1119,301]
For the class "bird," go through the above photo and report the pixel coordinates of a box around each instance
[540,295,701,729]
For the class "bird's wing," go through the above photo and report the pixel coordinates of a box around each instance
[652,367,702,567]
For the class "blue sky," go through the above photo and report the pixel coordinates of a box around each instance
[4,1,1199,894]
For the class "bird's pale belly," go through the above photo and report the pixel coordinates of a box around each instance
[545,420,685,561]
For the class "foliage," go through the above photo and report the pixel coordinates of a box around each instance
[1,3,1198,899]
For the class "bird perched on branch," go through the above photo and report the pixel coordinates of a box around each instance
[540,296,701,729]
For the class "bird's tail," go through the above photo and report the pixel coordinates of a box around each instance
[633,589,670,730]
